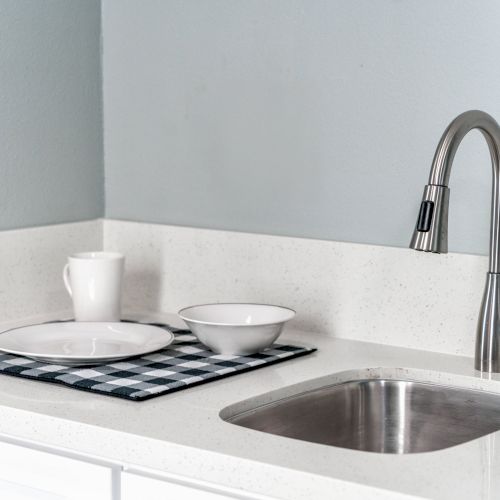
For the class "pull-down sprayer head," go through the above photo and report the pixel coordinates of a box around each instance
[409,184,449,253]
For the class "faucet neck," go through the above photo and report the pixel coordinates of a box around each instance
[427,110,500,272]
[412,110,500,372]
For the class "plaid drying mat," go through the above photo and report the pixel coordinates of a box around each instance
[0,323,316,401]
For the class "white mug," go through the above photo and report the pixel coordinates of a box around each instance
[63,252,125,322]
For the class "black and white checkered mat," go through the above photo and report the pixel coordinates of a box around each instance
[0,324,316,401]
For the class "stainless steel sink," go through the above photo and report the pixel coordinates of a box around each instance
[223,379,500,453]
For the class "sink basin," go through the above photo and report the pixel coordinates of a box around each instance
[223,378,500,453]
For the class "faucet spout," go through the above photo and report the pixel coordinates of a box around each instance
[410,110,500,372]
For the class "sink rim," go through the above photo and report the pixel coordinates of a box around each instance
[220,366,500,422]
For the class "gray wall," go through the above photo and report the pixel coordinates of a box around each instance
[0,0,103,230]
[102,0,500,255]
[6,1,498,254]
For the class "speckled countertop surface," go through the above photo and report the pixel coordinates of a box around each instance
[0,312,499,500]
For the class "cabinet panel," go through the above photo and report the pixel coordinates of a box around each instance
[0,441,113,500]
[0,478,63,500]
[121,471,238,500]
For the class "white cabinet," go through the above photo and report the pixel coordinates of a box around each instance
[0,438,269,500]
[121,471,241,500]
[0,441,114,500]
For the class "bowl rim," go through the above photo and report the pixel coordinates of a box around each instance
[178,302,296,327]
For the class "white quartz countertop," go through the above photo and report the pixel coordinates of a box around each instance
[0,312,499,500]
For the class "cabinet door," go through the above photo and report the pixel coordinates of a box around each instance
[0,440,113,500]
[121,471,240,500]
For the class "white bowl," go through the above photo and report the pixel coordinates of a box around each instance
[178,303,296,355]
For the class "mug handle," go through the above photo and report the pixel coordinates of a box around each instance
[63,263,72,297]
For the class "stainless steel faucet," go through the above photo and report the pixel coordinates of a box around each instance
[410,110,500,373]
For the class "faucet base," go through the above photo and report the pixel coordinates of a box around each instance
[476,272,500,372]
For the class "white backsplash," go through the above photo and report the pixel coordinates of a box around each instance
[0,220,102,325]
[0,218,487,358]
[104,219,488,358]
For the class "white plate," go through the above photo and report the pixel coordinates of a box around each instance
[0,322,174,366]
